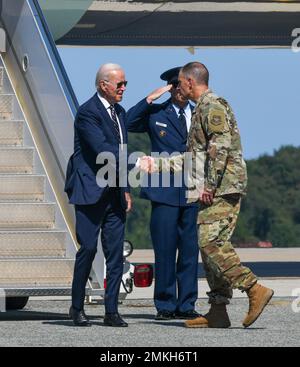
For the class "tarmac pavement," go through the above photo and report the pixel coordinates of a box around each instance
[0,296,299,347]
[0,249,299,347]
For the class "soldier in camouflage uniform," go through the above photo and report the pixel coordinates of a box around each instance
[189,86,257,309]
[143,62,274,328]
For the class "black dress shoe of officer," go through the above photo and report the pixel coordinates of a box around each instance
[69,306,91,327]
[103,313,128,327]
[155,310,175,320]
[175,310,201,320]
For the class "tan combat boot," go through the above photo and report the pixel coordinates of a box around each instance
[243,283,274,328]
[185,304,231,328]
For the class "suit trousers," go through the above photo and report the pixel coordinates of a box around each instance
[72,188,126,313]
[150,202,199,312]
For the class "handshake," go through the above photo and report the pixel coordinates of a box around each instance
[136,156,157,173]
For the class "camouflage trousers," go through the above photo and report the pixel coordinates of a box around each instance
[197,194,257,305]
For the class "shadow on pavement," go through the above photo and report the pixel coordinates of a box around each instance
[43,320,87,327]
[120,313,155,320]
[0,310,102,322]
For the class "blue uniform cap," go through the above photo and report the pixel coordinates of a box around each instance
[160,67,182,84]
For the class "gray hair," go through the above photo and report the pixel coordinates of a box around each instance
[181,62,209,86]
[95,63,123,91]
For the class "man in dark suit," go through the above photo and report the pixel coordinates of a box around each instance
[65,63,132,327]
[126,67,199,320]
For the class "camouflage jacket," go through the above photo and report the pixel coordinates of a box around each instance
[188,89,247,197]
[155,89,247,201]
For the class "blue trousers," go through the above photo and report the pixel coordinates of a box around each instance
[72,188,126,313]
[150,203,199,312]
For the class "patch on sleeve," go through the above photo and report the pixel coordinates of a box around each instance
[208,108,226,133]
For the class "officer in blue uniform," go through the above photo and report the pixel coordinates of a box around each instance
[126,67,199,320]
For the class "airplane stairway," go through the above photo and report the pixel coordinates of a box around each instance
[0,62,74,295]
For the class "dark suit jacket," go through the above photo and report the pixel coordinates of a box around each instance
[126,98,197,207]
[65,93,128,209]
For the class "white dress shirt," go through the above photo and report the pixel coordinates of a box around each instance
[172,103,192,132]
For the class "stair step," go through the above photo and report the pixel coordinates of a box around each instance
[0,203,56,229]
[0,259,74,287]
[0,148,34,173]
[0,175,45,201]
[0,230,66,258]
[0,120,23,146]
[0,94,13,120]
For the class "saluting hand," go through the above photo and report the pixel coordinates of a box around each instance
[146,85,173,104]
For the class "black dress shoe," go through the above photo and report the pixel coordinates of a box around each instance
[103,313,128,327]
[175,310,201,320]
[69,306,91,327]
[155,310,175,320]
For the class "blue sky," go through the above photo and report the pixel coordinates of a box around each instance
[58,47,300,159]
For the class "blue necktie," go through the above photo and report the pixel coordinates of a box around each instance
[179,108,188,142]
[109,105,121,143]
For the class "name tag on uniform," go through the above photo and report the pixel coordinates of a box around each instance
[156,122,167,128]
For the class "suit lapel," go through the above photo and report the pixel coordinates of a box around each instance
[93,94,122,143]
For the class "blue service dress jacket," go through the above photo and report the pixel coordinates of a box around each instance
[65,93,128,209]
[126,97,196,207]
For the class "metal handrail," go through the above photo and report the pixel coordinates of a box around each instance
[31,0,79,114]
